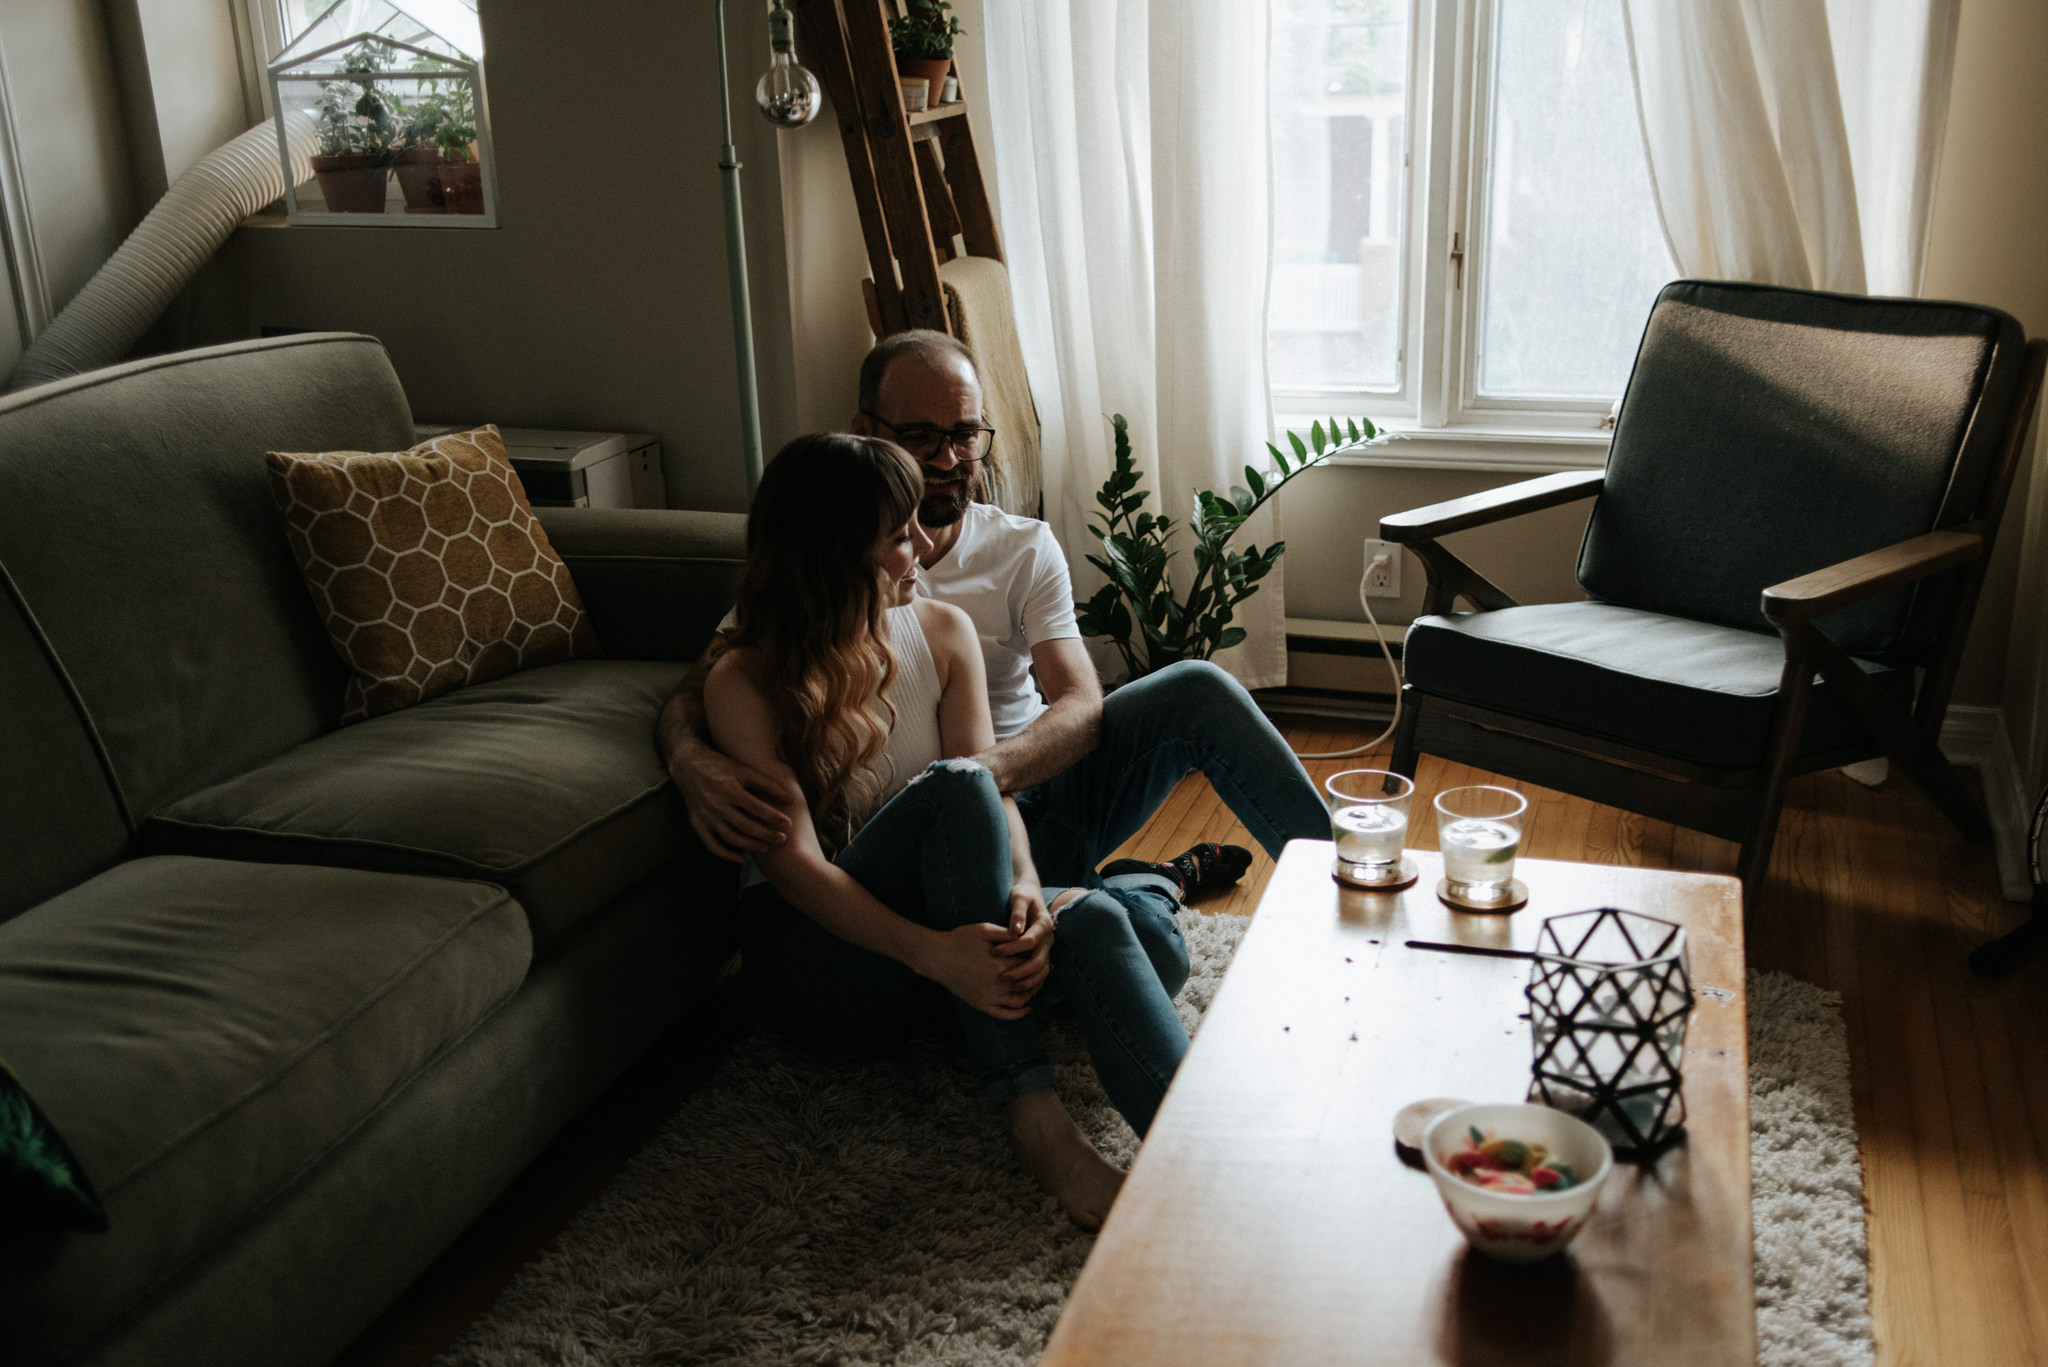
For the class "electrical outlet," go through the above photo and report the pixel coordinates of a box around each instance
[1362,538,1401,598]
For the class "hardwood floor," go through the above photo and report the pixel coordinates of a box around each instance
[345,711,2048,1366]
[1110,714,2048,1367]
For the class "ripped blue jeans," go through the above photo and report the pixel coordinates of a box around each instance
[738,760,1191,1135]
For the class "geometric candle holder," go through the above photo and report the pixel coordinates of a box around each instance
[1526,907,1693,1156]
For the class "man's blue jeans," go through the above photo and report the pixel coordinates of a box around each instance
[1016,659,1330,888]
[738,760,1192,1135]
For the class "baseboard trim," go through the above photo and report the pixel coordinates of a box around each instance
[1943,705,2031,903]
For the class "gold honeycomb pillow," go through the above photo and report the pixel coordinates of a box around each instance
[266,425,601,723]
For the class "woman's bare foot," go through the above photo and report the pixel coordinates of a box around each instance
[1008,1088,1125,1231]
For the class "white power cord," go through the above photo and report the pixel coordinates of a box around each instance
[1293,551,1405,760]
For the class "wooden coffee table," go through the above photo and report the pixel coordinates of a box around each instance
[1043,841,1753,1367]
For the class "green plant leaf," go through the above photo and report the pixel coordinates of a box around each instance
[1244,466,1266,499]
[1268,442,1291,475]
[1215,626,1248,651]
[1287,429,1308,461]
[1311,420,1327,454]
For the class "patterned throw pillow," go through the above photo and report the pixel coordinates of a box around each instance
[267,425,602,723]
[1,1054,106,1232]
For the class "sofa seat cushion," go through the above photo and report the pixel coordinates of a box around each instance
[0,855,528,1367]
[1402,601,1913,769]
[144,659,688,950]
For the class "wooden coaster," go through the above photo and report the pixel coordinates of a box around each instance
[1393,1097,1471,1167]
[1436,877,1529,913]
[1332,854,1419,892]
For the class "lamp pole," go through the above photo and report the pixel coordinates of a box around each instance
[714,0,765,497]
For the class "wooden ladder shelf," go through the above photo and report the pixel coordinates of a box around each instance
[790,0,1003,338]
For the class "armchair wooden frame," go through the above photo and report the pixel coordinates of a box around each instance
[1383,340,2046,901]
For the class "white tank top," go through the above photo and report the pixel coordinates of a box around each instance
[739,604,944,890]
[866,603,944,818]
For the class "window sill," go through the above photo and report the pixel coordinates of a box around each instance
[1275,416,1612,476]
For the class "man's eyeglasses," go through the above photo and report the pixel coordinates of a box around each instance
[863,414,997,464]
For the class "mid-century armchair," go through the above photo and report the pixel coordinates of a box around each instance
[1381,280,2046,902]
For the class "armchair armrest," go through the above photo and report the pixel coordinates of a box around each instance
[1379,469,1605,543]
[535,507,746,661]
[1761,526,1983,624]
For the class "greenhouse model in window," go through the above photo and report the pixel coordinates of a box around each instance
[269,0,496,226]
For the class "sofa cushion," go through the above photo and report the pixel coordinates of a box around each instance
[1,1054,106,1232]
[144,659,688,949]
[1402,601,1913,769]
[0,568,132,926]
[266,425,601,723]
[0,855,528,1367]
[0,335,417,821]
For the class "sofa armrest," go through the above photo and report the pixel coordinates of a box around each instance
[536,507,746,662]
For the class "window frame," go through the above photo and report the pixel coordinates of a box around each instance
[1272,0,1648,470]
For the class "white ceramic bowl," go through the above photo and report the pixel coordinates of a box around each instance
[1422,1102,1613,1263]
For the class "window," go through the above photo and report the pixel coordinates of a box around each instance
[1269,0,1675,454]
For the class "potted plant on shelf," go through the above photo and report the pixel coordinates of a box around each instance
[391,90,450,212]
[433,101,483,215]
[889,0,963,104]
[308,40,398,213]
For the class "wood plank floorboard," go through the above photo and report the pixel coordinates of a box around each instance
[343,711,2048,1367]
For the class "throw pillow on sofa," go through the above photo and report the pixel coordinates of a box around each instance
[2,1054,106,1232]
[267,424,601,722]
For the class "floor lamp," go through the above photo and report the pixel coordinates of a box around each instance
[715,0,820,496]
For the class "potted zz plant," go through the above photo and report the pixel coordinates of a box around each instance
[309,40,399,213]
[1075,413,1387,679]
[889,0,963,102]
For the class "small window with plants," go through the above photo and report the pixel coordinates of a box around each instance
[267,0,497,227]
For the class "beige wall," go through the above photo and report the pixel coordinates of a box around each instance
[0,0,137,325]
[1921,0,2048,774]
[187,0,799,515]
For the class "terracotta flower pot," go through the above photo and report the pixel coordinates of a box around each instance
[309,154,389,214]
[896,55,952,100]
[393,148,447,212]
[437,158,485,215]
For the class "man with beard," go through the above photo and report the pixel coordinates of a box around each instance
[655,330,1328,902]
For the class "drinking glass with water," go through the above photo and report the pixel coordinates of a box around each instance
[1326,769,1415,888]
[1434,786,1528,904]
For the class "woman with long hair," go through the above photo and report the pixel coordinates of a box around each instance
[704,433,1192,1230]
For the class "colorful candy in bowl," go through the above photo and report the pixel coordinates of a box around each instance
[1422,1102,1613,1262]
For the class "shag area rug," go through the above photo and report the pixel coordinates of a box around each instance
[438,915,1872,1367]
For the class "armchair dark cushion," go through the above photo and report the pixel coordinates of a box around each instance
[1579,280,2026,662]
[1402,602,1912,768]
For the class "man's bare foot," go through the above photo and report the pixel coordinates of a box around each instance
[1008,1088,1125,1231]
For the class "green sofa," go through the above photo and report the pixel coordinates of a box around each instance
[0,334,747,1367]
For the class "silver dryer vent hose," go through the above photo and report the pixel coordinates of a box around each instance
[5,113,317,392]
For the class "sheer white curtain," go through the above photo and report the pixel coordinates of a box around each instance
[1621,0,1960,294]
[982,1,1284,687]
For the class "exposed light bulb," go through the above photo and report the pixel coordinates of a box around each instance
[756,3,821,128]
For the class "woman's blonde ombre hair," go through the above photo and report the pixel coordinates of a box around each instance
[716,433,924,850]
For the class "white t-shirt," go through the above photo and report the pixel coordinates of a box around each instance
[918,503,1079,740]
